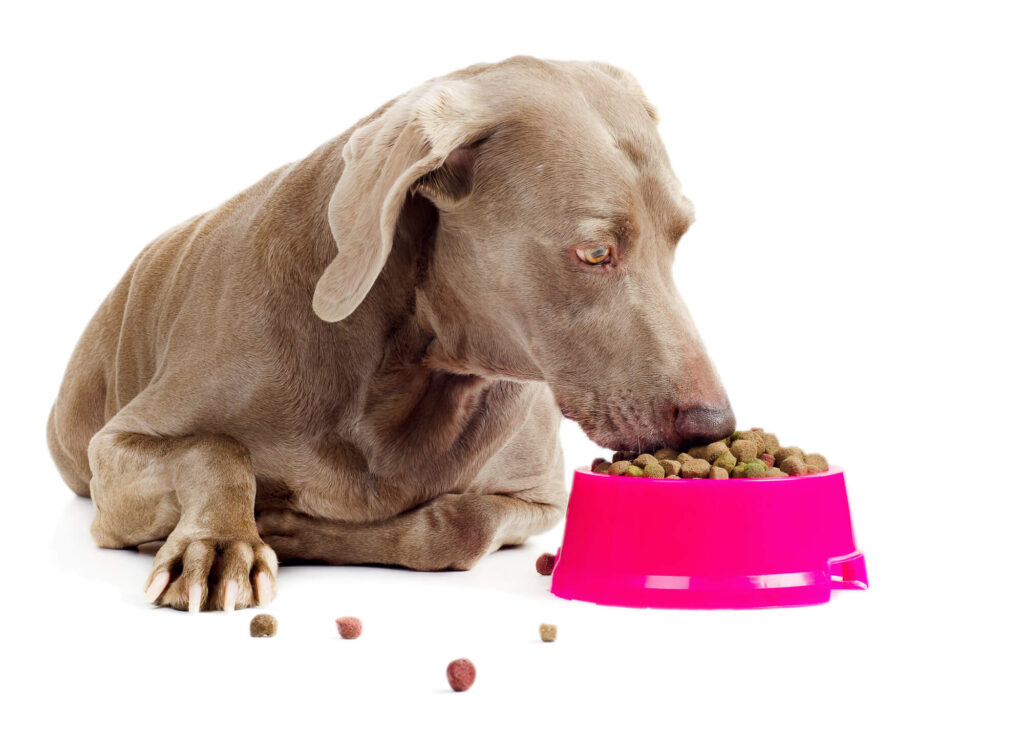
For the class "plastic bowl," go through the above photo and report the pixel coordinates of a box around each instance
[549,467,867,609]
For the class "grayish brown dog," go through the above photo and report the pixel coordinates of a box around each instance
[47,56,734,612]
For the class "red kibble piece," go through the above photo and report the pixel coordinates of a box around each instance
[535,552,556,576]
[447,658,476,692]
[758,453,775,468]
[335,616,362,639]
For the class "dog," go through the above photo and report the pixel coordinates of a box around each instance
[47,56,734,612]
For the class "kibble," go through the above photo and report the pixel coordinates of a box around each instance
[249,614,277,638]
[729,439,757,462]
[588,429,829,481]
[609,460,632,476]
[659,459,682,477]
[539,623,558,642]
[535,552,556,576]
[680,458,711,478]
[446,658,476,692]
[335,616,362,639]
[642,462,666,478]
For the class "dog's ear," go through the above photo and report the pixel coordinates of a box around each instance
[313,81,492,323]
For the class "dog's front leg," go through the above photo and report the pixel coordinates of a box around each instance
[258,491,566,571]
[88,429,277,612]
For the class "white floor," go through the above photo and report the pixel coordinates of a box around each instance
[8,448,1016,733]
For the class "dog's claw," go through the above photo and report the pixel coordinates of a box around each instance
[145,570,170,604]
[223,579,238,612]
[255,571,273,606]
[188,583,202,614]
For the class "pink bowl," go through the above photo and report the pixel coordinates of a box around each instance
[550,467,867,609]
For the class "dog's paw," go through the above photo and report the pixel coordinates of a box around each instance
[144,534,278,613]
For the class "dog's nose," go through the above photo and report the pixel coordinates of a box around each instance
[675,404,736,446]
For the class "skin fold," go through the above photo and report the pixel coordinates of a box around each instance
[47,56,734,612]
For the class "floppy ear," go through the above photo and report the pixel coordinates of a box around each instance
[312,81,492,323]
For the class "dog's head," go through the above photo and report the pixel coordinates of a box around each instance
[314,56,734,451]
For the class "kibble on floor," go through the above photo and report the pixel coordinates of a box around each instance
[535,552,556,575]
[335,616,362,639]
[539,623,557,642]
[446,658,476,692]
[249,614,277,637]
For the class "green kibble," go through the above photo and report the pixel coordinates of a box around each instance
[609,460,632,476]
[766,467,787,477]
[731,462,748,478]
[625,465,644,477]
[729,431,743,441]
[713,450,737,472]
[744,461,767,478]
[729,439,757,462]
[642,462,666,478]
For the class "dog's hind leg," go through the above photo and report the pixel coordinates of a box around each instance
[88,418,278,612]
[257,491,566,571]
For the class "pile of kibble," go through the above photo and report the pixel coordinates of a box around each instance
[590,428,829,479]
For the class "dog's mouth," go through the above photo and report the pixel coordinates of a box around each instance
[558,398,676,453]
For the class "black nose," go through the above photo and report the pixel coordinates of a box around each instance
[675,404,736,446]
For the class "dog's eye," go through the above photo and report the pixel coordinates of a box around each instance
[575,246,611,265]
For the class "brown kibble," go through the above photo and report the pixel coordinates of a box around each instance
[680,458,711,478]
[751,427,764,432]
[766,467,787,477]
[535,552,556,575]
[659,459,682,477]
[713,450,737,472]
[704,441,730,463]
[686,445,707,461]
[775,446,805,463]
[709,466,729,479]
[612,450,638,463]
[539,623,558,642]
[447,658,476,692]
[609,460,632,476]
[335,616,362,639]
[779,456,809,476]
[591,457,612,473]
[632,453,658,468]
[737,431,767,454]
[729,439,757,462]
[642,461,666,478]
[676,452,693,464]
[758,453,775,468]
[762,433,781,453]
[804,453,829,472]
[653,448,679,461]
[249,614,277,638]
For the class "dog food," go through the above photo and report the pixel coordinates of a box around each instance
[249,613,277,637]
[590,429,829,479]
[536,552,556,575]
[539,623,557,642]
[336,616,362,639]
[446,658,476,692]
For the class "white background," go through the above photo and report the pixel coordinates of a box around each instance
[2,1,1022,731]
